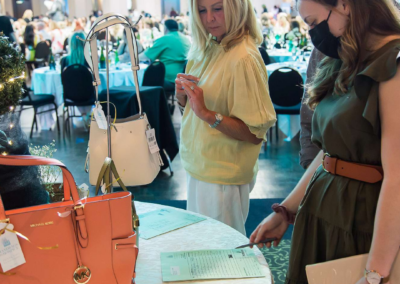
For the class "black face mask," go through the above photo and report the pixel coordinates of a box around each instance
[309,11,341,59]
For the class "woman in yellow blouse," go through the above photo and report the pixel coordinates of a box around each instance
[175,0,277,235]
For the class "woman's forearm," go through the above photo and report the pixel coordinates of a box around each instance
[202,110,262,145]
[281,150,324,213]
[367,178,400,276]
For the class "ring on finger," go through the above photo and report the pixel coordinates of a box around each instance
[190,85,195,91]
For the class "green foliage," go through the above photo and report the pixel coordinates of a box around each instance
[0,35,25,116]
[29,140,62,197]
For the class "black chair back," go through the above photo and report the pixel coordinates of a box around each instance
[142,61,166,87]
[61,64,96,105]
[268,67,304,107]
[35,41,51,61]
[259,47,271,65]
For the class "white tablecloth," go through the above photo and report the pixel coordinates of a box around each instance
[30,63,147,129]
[135,201,272,284]
[267,50,293,63]
[266,62,308,141]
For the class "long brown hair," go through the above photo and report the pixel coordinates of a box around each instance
[299,0,400,109]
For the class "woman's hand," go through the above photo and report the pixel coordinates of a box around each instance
[175,73,200,107]
[180,79,210,121]
[250,213,289,249]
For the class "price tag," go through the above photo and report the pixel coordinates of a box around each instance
[93,104,107,130]
[0,223,26,272]
[101,184,106,194]
[146,129,160,154]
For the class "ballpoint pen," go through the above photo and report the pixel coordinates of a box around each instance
[235,237,278,249]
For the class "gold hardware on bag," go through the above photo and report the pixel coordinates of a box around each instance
[0,218,10,223]
[73,266,92,284]
[74,205,85,210]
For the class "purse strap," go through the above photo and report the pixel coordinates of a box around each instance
[0,155,80,202]
[95,157,140,232]
[84,14,143,114]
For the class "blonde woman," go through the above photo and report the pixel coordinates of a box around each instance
[175,0,276,235]
[275,12,290,35]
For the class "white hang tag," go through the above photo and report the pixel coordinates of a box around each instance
[101,183,106,194]
[0,223,26,272]
[93,104,107,130]
[146,128,160,154]
[78,183,89,199]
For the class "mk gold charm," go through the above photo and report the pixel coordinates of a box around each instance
[73,266,92,284]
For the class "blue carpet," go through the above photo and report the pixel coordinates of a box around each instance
[145,199,293,239]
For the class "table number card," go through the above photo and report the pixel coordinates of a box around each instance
[139,208,206,240]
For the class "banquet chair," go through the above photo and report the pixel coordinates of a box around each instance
[61,64,96,132]
[142,61,166,88]
[163,61,187,115]
[268,67,304,142]
[259,47,272,65]
[35,41,51,65]
[18,82,60,138]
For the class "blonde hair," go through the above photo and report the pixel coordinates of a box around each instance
[188,0,262,61]
[22,9,33,20]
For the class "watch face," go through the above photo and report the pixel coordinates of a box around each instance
[366,272,382,284]
[216,114,223,121]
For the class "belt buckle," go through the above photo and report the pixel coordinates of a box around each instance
[322,153,331,173]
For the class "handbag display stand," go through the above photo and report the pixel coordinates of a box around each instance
[84,14,163,192]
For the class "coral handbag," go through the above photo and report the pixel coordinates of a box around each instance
[0,155,138,284]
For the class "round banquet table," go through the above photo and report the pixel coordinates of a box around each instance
[30,63,148,129]
[267,50,293,63]
[266,61,308,141]
[134,201,273,284]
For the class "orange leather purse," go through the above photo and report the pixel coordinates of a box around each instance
[0,155,138,284]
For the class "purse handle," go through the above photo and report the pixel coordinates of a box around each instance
[0,155,80,203]
[83,13,143,114]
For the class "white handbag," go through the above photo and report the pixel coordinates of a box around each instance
[84,14,163,186]
[306,253,400,284]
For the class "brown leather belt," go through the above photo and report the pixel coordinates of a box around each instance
[322,154,383,183]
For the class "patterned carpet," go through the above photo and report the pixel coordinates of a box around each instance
[261,240,291,284]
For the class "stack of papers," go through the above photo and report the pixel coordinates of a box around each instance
[161,248,265,282]
[139,208,206,240]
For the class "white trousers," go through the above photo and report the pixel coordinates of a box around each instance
[186,173,255,236]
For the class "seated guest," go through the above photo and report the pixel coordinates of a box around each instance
[22,9,33,23]
[0,15,16,43]
[23,24,38,60]
[60,31,88,71]
[36,21,51,42]
[139,19,190,92]
[117,28,144,64]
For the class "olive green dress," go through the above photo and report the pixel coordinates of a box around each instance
[285,39,400,284]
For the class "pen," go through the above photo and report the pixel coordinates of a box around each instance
[235,237,278,249]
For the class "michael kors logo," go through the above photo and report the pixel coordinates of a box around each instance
[30,221,54,228]
[73,266,91,284]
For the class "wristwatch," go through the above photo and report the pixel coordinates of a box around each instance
[365,269,389,284]
[209,113,223,128]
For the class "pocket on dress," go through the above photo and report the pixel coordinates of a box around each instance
[112,233,139,283]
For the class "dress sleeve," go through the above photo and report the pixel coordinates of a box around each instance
[354,44,400,135]
[228,53,277,141]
